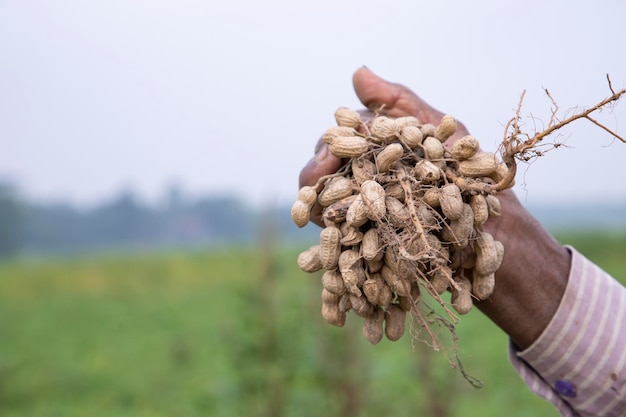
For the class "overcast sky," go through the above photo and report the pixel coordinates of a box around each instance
[1,0,625,209]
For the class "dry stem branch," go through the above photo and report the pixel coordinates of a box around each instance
[492,75,625,192]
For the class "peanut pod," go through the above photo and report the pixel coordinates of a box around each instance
[384,305,407,341]
[399,125,424,148]
[319,226,342,270]
[329,136,370,158]
[351,158,376,183]
[350,294,374,317]
[451,275,473,315]
[450,135,479,160]
[345,195,369,228]
[469,194,489,226]
[361,180,387,220]
[439,183,463,221]
[338,249,365,297]
[323,126,356,145]
[362,308,385,345]
[322,302,346,327]
[297,245,323,273]
[472,271,495,301]
[322,269,347,296]
[334,106,362,128]
[441,203,474,248]
[474,231,501,276]
[369,116,398,143]
[323,195,357,224]
[433,115,456,142]
[318,177,354,207]
[457,152,498,178]
[362,227,384,261]
[291,200,312,228]
[376,143,404,172]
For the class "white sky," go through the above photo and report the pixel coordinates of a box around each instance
[1,0,625,208]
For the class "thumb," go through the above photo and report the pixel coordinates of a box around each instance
[352,66,444,125]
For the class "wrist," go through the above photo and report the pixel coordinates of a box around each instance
[475,191,571,350]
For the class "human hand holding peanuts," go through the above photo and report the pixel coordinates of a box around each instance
[298,66,572,351]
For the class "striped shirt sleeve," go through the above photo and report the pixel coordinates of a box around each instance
[508,246,626,417]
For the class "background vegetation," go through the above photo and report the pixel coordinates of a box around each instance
[0,225,623,416]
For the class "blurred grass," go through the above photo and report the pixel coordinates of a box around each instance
[0,231,623,417]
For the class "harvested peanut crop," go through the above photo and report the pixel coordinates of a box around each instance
[295,79,626,343]
[293,81,625,383]
[294,107,508,349]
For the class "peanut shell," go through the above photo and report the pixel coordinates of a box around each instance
[319,226,342,270]
[376,143,404,172]
[434,115,457,142]
[474,231,501,276]
[486,194,501,217]
[470,194,489,226]
[423,136,445,161]
[381,264,409,297]
[414,159,441,183]
[362,308,385,345]
[362,227,383,261]
[399,125,424,148]
[329,136,369,158]
[369,116,398,143]
[472,271,495,301]
[339,225,363,246]
[323,126,357,145]
[297,245,323,273]
[322,302,346,327]
[450,135,479,160]
[362,278,381,306]
[441,203,474,248]
[384,305,406,341]
[351,158,376,183]
[291,200,311,228]
[365,255,384,273]
[458,152,498,177]
[439,183,463,221]
[345,195,369,228]
[339,249,365,296]
[323,195,357,223]
[421,123,436,138]
[361,179,387,220]
[451,275,473,314]
[350,294,374,317]
[334,107,362,128]
[322,270,347,296]
[394,115,421,129]
[429,266,452,295]
[386,196,411,228]
[318,177,354,207]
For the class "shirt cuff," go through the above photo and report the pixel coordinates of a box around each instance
[508,246,626,417]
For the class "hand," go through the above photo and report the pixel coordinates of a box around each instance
[299,66,571,349]
[299,66,469,227]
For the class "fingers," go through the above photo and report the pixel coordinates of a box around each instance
[299,67,475,228]
[352,66,470,144]
[353,66,443,124]
[299,142,342,226]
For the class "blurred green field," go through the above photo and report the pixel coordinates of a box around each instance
[0,231,624,417]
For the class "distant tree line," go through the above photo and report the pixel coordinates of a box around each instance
[0,182,316,258]
[3,180,625,259]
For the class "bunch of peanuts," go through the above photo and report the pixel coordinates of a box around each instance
[292,107,508,345]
